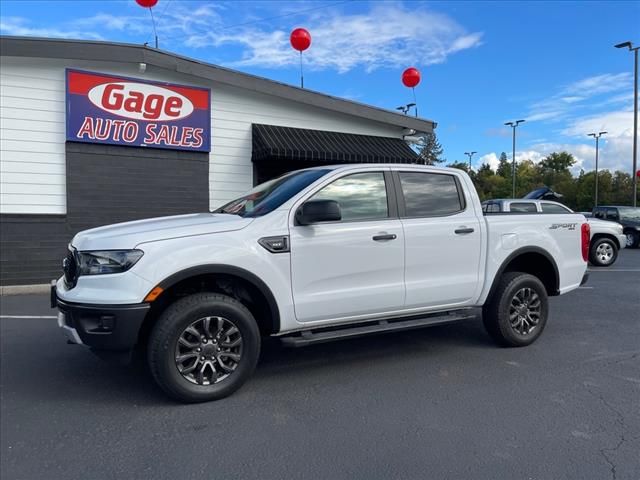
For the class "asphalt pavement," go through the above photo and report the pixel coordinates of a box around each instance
[1,250,639,480]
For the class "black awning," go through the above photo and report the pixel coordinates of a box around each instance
[252,124,418,164]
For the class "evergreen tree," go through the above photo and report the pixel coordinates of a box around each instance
[496,152,511,179]
[416,132,445,165]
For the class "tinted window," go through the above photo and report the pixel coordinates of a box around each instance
[618,207,640,221]
[606,208,619,220]
[311,172,388,221]
[215,169,330,218]
[510,202,537,213]
[399,172,463,217]
[593,208,606,219]
[486,203,501,213]
[542,203,571,213]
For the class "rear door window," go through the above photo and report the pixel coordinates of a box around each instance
[398,172,464,217]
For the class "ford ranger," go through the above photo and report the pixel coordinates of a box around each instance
[53,164,590,402]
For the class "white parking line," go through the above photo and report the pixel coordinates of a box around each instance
[0,315,57,319]
[578,286,594,289]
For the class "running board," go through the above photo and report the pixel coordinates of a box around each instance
[280,310,479,348]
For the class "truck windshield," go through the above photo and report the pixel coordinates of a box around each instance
[213,169,330,218]
[618,207,640,221]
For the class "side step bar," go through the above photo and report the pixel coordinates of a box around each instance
[280,310,479,348]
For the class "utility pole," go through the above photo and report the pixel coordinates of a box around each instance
[588,131,607,208]
[504,120,525,197]
[615,41,639,206]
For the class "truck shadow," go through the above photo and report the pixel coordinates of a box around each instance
[257,318,491,375]
[1,317,493,407]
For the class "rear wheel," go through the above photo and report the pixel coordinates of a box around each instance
[483,272,549,347]
[148,293,260,403]
[589,237,618,267]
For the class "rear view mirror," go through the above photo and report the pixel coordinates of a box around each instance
[296,200,341,225]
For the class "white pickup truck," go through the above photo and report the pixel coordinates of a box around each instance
[53,164,589,402]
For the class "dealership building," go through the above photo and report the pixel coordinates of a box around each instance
[0,36,435,286]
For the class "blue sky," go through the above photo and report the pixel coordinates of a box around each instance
[1,0,639,173]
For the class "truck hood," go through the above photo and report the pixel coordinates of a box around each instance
[72,213,253,251]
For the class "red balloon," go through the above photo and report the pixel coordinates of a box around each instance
[637,170,640,178]
[290,28,311,52]
[402,67,421,88]
[136,0,158,7]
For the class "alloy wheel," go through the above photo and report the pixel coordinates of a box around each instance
[174,316,243,385]
[509,287,542,336]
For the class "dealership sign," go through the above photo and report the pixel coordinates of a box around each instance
[66,69,211,152]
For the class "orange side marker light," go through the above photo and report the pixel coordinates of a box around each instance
[144,286,164,302]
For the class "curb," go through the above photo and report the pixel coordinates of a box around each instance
[0,284,50,296]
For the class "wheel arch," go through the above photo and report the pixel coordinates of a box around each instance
[486,247,560,302]
[591,232,621,249]
[138,265,281,346]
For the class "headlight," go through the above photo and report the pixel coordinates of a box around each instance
[78,250,144,275]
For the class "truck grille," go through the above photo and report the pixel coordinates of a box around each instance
[63,248,79,288]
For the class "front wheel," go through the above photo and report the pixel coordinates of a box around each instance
[589,237,618,267]
[626,231,640,249]
[483,272,549,347]
[148,293,261,403]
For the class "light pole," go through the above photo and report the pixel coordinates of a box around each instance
[464,151,477,171]
[588,131,607,208]
[505,120,525,197]
[615,41,639,207]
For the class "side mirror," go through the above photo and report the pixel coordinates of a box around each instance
[296,199,341,225]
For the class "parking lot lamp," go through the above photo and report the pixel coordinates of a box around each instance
[464,151,477,171]
[588,131,607,208]
[504,120,525,197]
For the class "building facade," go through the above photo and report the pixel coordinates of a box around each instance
[0,36,435,286]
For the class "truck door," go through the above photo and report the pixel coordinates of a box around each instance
[289,171,405,323]
[395,171,482,308]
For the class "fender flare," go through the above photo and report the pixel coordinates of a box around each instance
[485,246,560,301]
[156,264,280,333]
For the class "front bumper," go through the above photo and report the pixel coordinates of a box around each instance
[616,233,628,249]
[52,284,150,351]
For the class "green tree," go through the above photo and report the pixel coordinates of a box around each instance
[416,132,445,165]
[538,151,576,189]
[496,152,511,179]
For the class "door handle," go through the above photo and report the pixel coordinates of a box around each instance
[454,227,474,234]
[372,234,397,241]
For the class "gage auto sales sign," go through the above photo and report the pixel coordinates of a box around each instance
[66,69,211,152]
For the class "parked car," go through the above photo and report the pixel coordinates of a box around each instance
[482,200,626,267]
[53,165,589,403]
[592,206,640,249]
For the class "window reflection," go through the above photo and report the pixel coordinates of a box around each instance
[312,172,388,221]
[400,172,462,216]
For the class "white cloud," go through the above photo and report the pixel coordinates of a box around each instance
[561,73,632,96]
[525,72,633,124]
[187,4,483,73]
[7,3,481,73]
[0,16,103,40]
[478,152,500,171]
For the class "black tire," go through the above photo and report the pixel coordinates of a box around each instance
[589,237,618,267]
[625,231,640,249]
[482,272,549,347]
[148,293,260,403]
